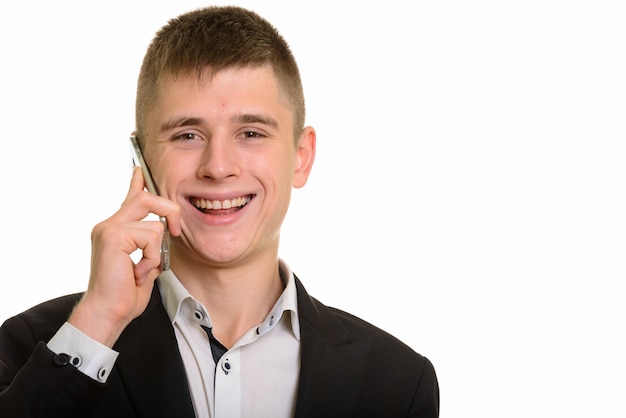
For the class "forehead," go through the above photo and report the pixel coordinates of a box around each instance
[147,66,293,129]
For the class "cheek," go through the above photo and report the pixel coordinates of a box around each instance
[248,159,293,206]
[268,158,298,193]
[248,149,292,177]
[152,157,191,199]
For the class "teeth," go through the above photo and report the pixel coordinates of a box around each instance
[192,196,252,210]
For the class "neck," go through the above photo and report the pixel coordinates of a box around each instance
[171,254,284,348]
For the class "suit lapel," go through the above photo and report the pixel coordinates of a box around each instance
[293,277,373,418]
[99,277,373,417]
[112,283,196,418]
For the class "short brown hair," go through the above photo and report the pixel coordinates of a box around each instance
[135,6,305,142]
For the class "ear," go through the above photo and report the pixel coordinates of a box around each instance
[293,126,316,189]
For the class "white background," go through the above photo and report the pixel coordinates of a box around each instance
[1,1,625,416]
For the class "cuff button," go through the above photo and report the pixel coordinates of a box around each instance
[52,353,71,367]
[71,356,82,367]
[97,367,108,382]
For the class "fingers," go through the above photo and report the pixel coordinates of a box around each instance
[127,165,147,197]
[127,221,165,283]
[92,219,164,270]
[112,167,182,236]
[92,166,179,281]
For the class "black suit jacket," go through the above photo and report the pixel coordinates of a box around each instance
[0,276,439,417]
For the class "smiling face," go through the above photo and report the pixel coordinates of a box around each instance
[142,65,315,272]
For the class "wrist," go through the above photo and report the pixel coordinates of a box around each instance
[68,297,131,348]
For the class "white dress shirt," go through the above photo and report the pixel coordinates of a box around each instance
[47,259,301,418]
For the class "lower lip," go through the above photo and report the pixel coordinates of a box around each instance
[197,207,242,216]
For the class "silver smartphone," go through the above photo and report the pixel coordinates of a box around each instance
[129,135,170,271]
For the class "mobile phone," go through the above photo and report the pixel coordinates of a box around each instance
[129,135,171,271]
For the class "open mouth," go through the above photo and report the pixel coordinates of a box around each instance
[190,195,254,215]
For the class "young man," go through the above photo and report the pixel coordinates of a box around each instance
[0,6,439,417]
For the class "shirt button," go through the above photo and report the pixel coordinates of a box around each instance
[222,359,232,375]
[70,356,82,367]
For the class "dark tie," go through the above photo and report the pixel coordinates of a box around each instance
[201,325,228,363]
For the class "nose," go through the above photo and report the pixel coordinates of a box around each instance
[197,136,240,181]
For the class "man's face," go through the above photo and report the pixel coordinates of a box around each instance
[142,66,315,269]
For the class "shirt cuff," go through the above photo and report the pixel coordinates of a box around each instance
[47,322,119,383]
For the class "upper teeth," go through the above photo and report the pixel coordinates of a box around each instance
[192,196,251,210]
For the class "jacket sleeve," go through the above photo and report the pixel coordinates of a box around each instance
[409,356,440,417]
[0,304,106,418]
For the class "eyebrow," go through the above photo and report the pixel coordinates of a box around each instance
[159,117,205,133]
[232,113,279,129]
[159,113,279,133]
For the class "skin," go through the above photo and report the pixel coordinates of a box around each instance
[69,65,316,348]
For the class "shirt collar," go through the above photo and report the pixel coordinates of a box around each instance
[157,259,300,340]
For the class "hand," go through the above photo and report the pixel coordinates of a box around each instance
[68,167,181,347]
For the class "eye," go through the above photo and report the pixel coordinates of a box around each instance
[173,132,202,141]
[239,131,265,140]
